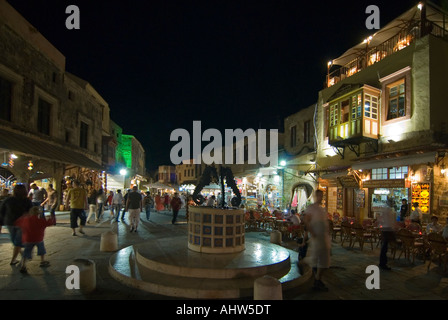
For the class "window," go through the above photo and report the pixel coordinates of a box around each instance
[68,91,75,101]
[372,168,388,180]
[80,122,89,149]
[65,130,71,143]
[351,93,362,120]
[389,166,408,179]
[304,121,311,144]
[37,98,51,135]
[387,79,406,120]
[330,104,338,126]
[341,99,350,123]
[290,125,297,148]
[371,166,408,180]
[364,94,378,119]
[0,77,12,122]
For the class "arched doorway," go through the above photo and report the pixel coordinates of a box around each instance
[290,183,314,213]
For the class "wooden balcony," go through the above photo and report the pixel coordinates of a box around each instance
[327,85,381,158]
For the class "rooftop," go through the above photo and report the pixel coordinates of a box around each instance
[326,1,448,88]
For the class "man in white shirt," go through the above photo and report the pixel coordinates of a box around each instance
[206,195,216,207]
[377,198,397,270]
[304,190,331,291]
[410,202,423,224]
[112,190,124,222]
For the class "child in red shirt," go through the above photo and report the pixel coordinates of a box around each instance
[15,206,56,273]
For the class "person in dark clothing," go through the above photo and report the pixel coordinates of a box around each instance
[170,193,182,225]
[121,189,131,222]
[400,199,409,222]
[0,184,33,265]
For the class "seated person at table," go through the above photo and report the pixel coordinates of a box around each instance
[426,215,443,234]
[442,217,448,240]
[289,210,301,226]
[410,202,423,224]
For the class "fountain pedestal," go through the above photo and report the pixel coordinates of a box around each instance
[188,206,245,254]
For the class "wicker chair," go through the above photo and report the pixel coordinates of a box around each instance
[427,233,448,272]
[340,221,354,247]
[396,228,425,264]
[329,219,342,242]
[351,222,374,251]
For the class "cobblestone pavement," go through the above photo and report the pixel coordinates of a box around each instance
[0,209,447,300]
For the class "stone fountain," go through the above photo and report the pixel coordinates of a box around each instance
[108,166,307,299]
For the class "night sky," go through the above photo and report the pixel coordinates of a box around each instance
[6,0,426,171]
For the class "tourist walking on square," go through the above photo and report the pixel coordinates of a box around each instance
[65,180,88,236]
[171,192,182,225]
[126,186,143,232]
[143,191,153,221]
[14,206,56,273]
[377,197,397,270]
[28,183,47,216]
[155,193,164,212]
[303,189,331,291]
[106,190,114,213]
[96,188,106,222]
[41,184,58,217]
[121,189,131,222]
[112,189,124,222]
[164,193,170,211]
[400,199,409,222]
[0,184,32,266]
[86,185,97,224]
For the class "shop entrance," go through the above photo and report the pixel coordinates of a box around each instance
[344,188,361,220]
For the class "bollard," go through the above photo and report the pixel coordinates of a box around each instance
[73,259,96,294]
[270,230,282,245]
[254,275,282,300]
[100,231,118,252]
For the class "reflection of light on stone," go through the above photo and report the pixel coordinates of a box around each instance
[254,244,263,260]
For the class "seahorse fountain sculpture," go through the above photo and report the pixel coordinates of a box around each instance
[192,166,241,208]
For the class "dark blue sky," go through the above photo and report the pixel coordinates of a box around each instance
[7,0,424,170]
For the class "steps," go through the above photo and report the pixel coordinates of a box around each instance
[109,236,310,299]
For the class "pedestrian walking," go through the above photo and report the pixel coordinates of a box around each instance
[112,189,123,222]
[121,189,131,222]
[303,189,331,291]
[377,197,397,270]
[28,183,47,216]
[86,185,97,224]
[0,184,33,265]
[14,206,56,273]
[164,193,170,211]
[96,188,106,222]
[155,193,164,212]
[106,190,114,212]
[125,186,142,232]
[65,180,88,236]
[41,184,58,217]
[143,192,153,221]
[171,192,182,225]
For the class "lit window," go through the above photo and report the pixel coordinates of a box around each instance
[387,79,406,120]
[364,94,378,120]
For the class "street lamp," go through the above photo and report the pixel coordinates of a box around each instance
[120,169,127,190]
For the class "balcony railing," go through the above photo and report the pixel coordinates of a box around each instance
[327,19,448,88]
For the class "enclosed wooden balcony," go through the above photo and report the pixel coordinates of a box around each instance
[327,85,381,158]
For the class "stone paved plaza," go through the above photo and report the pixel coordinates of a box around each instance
[0,209,447,300]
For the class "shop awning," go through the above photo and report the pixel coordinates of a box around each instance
[351,152,437,170]
[0,128,102,170]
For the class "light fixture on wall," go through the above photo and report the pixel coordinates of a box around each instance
[441,164,446,177]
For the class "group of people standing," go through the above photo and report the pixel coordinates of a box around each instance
[0,184,56,274]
